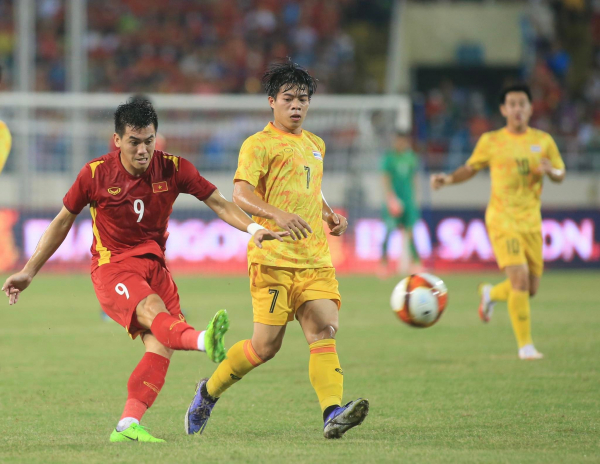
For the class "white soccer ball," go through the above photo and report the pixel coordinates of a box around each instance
[390,273,448,328]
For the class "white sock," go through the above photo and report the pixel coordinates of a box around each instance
[197,330,206,352]
[116,417,139,432]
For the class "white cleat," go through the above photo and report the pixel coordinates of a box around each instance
[478,283,495,323]
[519,344,544,360]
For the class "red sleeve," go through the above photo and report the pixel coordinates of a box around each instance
[176,157,217,201]
[63,164,92,214]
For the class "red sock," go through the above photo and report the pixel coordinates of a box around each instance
[150,312,201,351]
[120,352,170,421]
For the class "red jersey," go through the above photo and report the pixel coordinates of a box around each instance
[63,150,216,271]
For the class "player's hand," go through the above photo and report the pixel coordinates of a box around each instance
[272,211,313,240]
[2,272,34,305]
[535,158,553,175]
[252,229,291,249]
[326,212,348,236]
[387,196,404,217]
[430,173,451,190]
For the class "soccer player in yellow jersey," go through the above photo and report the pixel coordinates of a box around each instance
[431,84,565,360]
[184,61,369,439]
[0,65,12,175]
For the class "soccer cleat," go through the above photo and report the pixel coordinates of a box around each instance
[205,309,230,363]
[519,345,544,360]
[185,378,218,435]
[109,423,165,443]
[478,283,495,323]
[323,398,369,439]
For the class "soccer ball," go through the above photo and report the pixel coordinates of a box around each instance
[390,273,448,328]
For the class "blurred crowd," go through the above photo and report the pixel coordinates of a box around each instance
[86,0,360,93]
[0,0,365,94]
[416,0,600,169]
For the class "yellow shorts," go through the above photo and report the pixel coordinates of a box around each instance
[489,229,544,276]
[249,263,341,326]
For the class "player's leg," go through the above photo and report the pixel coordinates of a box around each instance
[184,323,286,435]
[184,264,293,435]
[144,259,229,362]
[93,258,221,355]
[111,332,171,443]
[378,213,396,278]
[398,204,420,274]
[481,231,525,323]
[504,263,542,359]
[517,232,544,358]
[294,268,368,438]
[529,274,540,297]
[297,299,369,439]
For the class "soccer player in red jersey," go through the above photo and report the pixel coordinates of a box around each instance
[2,98,287,443]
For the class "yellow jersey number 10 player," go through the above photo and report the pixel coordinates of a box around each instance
[184,60,369,439]
[431,84,565,360]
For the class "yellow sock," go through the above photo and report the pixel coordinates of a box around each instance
[309,339,343,412]
[490,279,511,302]
[507,290,533,348]
[206,340,264,398]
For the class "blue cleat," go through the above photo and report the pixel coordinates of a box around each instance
[185,378,218,435]
[323,398,369,439]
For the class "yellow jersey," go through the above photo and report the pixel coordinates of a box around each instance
[234,122,332,268]
[467,127,565,233]
[0,120,11,174]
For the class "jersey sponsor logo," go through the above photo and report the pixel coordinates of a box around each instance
[153,181,168,193]
[143,381,161,394]
[313,151,323,161]
[107,187,121,196]
[530,145,541,153]
[335,368,344,375]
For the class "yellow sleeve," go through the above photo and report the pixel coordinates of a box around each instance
[466,133,491,171]
[0,121,12,175]
[545,135,565,171]
[234,136,268,187]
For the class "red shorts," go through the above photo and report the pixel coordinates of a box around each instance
[91,255,182,339]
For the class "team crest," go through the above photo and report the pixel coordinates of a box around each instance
[530,145,541,153]
[313,151,323,161]
[107,187,121,195]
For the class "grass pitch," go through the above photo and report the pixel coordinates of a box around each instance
[0,271,599,463]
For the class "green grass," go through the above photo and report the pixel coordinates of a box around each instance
[0,271,599,463]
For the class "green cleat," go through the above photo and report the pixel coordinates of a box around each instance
[204,309,230,363]
[109,423,165,443]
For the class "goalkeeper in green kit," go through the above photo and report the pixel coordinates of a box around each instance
[379,131,422,277]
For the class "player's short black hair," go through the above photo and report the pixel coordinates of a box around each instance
[114,97,158,137]
[499,84,532,105]
[262,59,318,99]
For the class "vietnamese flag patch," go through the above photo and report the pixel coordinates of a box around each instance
[152,181,168,193]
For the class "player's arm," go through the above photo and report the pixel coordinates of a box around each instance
[322,192,348,236]
[430,164,477,190]
[431,133,491,190]
[536,137,566,183]
[233,180,313,241]
[203,189,289,249]
[2,206,77,305]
